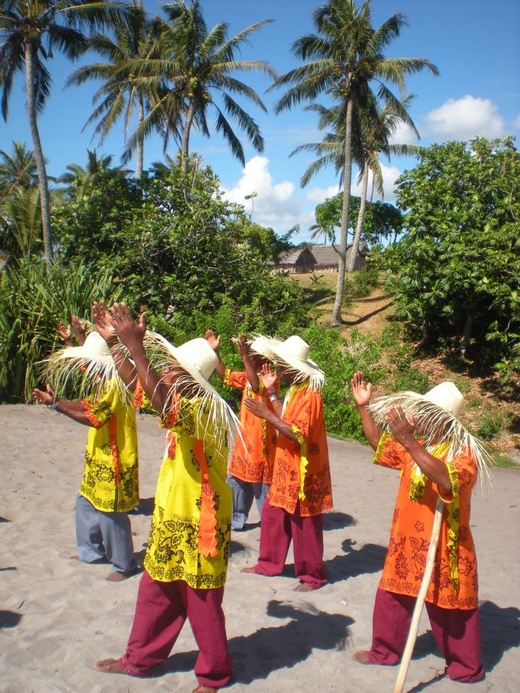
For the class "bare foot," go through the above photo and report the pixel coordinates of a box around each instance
[293,581,318,592]
[94,658,125,674]
[352,650,372,664]
[193,687,219,692]
[106,567,141,582]
[240,566,259,574]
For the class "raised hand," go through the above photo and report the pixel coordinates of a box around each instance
[205,329,220,352]
[350,371,372,407]
[109,303,146,351]
[70,315,87,346]
[260,363,277,391]
[92,301,117,344]
[385,406,416,445]
[236,333,250,358]
[57,320,73,347]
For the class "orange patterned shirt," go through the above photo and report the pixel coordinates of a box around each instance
[268,383,332,517]
[225,370,276,484]
[375,433,479,609]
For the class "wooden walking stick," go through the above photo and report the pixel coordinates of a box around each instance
[393,496,445,693]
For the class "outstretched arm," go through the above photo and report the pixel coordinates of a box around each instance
[32,385,91,426]
[92,301,137,392]
[108,303,169,412]
[205,330,226,380]
[349,371,382,450]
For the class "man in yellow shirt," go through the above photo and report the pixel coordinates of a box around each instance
[33,330,139,582]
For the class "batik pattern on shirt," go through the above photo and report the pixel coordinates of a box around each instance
[143,395,232,589]
[374,432,479,609]
[79,378,139,513]
[268,382,332,517]
[225,370,276,484]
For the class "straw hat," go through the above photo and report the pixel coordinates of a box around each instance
[42,329,125,398]
[422,381,464,419]
[143,331,240,436]
[250,334,325,390]
[368,381,490,477]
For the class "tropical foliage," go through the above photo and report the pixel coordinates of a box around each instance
[0,256,124,402]
[386,136,520,372]
[0,0,129,259]
[271,0,438,324]
[311,193,403,248]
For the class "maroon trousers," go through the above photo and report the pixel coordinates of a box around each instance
[368,587,484,682]
[253,498,327,589]
[118,570,232,688]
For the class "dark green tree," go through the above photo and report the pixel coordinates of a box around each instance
[386,136,520,363]
[312,192,403,247]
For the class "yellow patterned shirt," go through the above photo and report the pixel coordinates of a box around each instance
[143,395,232,589]
[79,379,139,513]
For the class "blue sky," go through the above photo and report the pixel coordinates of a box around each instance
[1,0,519,242]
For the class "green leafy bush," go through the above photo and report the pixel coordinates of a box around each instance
[0,257,123,402]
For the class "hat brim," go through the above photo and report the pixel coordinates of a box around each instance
[250,335,325,388]
[368,390,491,479]
[144,332,219,398]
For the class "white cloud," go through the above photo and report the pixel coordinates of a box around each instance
[222,156,308,233]
[513,113,520,130]
[357,163,403,204]
[425,95,504,140]
[221,155,407,243]
[306,184,340,204]
[389,121,420,145]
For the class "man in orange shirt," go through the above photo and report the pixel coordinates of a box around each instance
[349,371,489,683]
[205,331,276,530]
[241,335,332,591]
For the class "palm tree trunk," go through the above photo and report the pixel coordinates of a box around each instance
[136,97,144,180]
[180,101,195,173]
[347,159,368,272]
[331,94,354,325]
[25,42,53,261]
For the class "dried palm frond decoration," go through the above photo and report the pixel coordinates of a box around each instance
[142,330,241,447]
[41,330,131,402]
[250,334,325,391]
[368,383,492,483]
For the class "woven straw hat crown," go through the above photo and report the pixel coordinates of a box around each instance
[423,381,464,419]
[171,338,218,384]
[250,334,325,389]
[80,331,111,358]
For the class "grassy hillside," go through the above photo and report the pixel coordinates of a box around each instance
[291,271,520,468]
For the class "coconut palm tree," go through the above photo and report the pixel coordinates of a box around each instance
[0,0,129,260]
[271,0,438,324]
[66,1,158,179]
[0,141,38,199]
[346,96,421,271]
[298,96,420,267]
[58,149,119,200]
[124,0,276,172]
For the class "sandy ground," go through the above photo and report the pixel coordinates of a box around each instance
[1,404,519,693]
